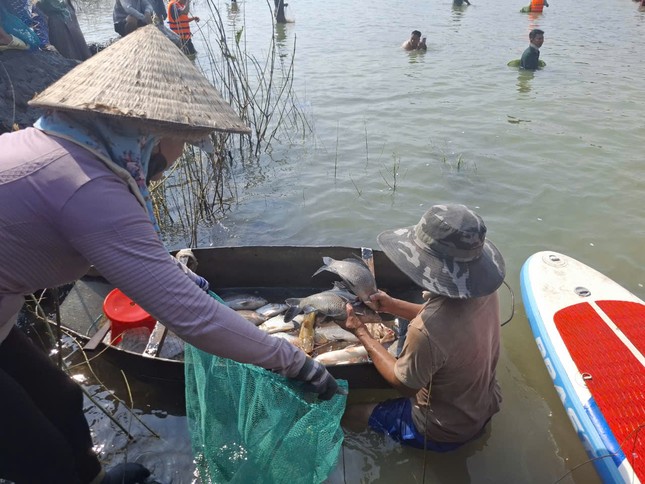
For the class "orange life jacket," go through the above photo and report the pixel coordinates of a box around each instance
[530,0,544,12]
[167,0,192,39]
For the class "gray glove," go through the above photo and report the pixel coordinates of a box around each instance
[295,357,339,400]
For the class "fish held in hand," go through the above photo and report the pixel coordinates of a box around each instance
[283,291,347,322]
[313,256,378,304]
[321,281,359,303]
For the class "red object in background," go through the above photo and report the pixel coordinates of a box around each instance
[103,288,156,344]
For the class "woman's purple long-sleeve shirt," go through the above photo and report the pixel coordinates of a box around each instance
[0,128,305,377]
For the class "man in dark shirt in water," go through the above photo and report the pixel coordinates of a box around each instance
[520,29,544,70]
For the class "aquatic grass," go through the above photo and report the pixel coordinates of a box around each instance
[349,174,363,197]
[427,139,477,174]
[380,153,403,193]
[150,0,310,245]
[364,119,369,169]
[334,121,340,180]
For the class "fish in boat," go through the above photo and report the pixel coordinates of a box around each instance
[255,303,289,318]
[298,312,319,354]
[283,291,347,322]
[311,339,356,358]
[314,345,370,366]
[236,310,268,326]
[364,322,396,344]
[221,294,268,310]
[269,332,300,345]
[258,314,303,334]
[314,320,359,344]
[312,256,377,304]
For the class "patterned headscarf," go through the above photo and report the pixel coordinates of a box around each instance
[34,111,162,234]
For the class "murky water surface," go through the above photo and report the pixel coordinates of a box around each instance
[60,0,645,482]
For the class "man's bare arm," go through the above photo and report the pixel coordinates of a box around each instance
[345,304,418,397]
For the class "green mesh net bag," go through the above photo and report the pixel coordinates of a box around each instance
[185,345,348,483]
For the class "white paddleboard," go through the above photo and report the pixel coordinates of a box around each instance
[521,251,644,484]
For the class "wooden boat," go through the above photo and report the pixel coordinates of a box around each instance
[57,246,423,389]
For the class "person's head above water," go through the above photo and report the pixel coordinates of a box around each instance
[404,30,426,50]
[529,29,544,48]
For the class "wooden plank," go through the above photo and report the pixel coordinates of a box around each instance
[83,317,110,351]
[144,321,167,358]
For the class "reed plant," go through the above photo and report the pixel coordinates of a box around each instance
[151,0,310,246]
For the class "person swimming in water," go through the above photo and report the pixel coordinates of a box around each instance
[402,30,427,51]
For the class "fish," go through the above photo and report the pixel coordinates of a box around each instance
[321,281,359,303]
[364,322,396,344]
[255,303,289,318]
[312,256,378,304]
[258,314,303,334]
[314,320,358,344]
[298,312,318,354]
[283,291,347,322]
[236,310,268,326]
[314,345,370,366]
[312,340,355,357]
[269,332,300,345]
[221,294,268,310]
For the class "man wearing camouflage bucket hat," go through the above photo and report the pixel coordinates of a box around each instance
[0,25,339,484]
[341,204,505,451]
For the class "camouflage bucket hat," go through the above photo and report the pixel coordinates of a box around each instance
[377,204,505,299]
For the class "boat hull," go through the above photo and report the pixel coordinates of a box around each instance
[58,245,422,389]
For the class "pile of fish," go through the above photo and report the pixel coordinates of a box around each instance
[221,256,397,366]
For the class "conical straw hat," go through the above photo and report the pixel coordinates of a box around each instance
[29,25,250,138]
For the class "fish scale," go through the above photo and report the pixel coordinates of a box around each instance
[283,291,347,322]
[312,256,377,304]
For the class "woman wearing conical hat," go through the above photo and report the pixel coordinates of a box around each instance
[0,26,338,484]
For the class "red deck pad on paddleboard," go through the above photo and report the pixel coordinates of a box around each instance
[597,300,645,358]
[554,301,645,479]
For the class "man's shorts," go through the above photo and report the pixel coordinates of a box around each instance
[368,398,479,452]
[114,19,146,37]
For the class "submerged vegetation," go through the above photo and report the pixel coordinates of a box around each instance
[151,0,310,246]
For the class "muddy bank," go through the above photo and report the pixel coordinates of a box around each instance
[0,49,79,133]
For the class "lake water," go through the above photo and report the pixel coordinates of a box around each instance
[66,0,645,482]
